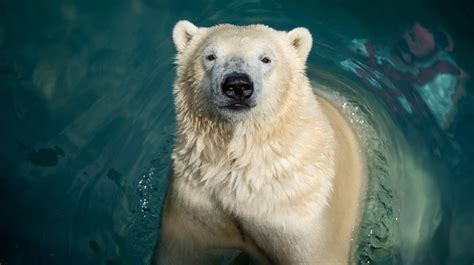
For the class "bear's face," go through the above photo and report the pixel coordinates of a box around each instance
[173,21,312,122]
[200,29,275,114]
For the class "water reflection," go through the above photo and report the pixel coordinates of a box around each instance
[340,22,468,131]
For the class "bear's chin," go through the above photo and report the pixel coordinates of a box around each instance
[215,103,255,120]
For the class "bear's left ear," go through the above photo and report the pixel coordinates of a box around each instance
[173,20,199,53]
[287,27,313,63]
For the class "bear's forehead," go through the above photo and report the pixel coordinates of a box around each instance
[206,25,283,44]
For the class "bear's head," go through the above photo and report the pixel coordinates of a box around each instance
[172,20,313,125]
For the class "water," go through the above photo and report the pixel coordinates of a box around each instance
[0,0,473,264]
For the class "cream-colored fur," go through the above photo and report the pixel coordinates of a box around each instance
[156,21,365,265]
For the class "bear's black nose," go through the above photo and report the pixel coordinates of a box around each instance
[221,73,254,100]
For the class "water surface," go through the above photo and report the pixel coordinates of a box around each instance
[0,0,473,264]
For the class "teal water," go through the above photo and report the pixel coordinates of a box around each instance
[0,0,473,264]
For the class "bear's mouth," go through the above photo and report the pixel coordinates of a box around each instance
[219,102,254,111]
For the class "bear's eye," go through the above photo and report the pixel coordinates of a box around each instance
[260,57,271,64]
[206,54,216,61]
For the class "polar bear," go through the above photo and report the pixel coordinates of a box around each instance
[155,21,365,265]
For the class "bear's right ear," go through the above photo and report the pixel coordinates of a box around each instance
[173,20,199,53]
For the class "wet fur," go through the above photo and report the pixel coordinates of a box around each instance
[156,21,365,265]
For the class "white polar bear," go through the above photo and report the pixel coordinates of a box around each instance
[156,20,365,265]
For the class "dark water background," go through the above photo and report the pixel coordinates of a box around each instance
[0,0,473,264]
